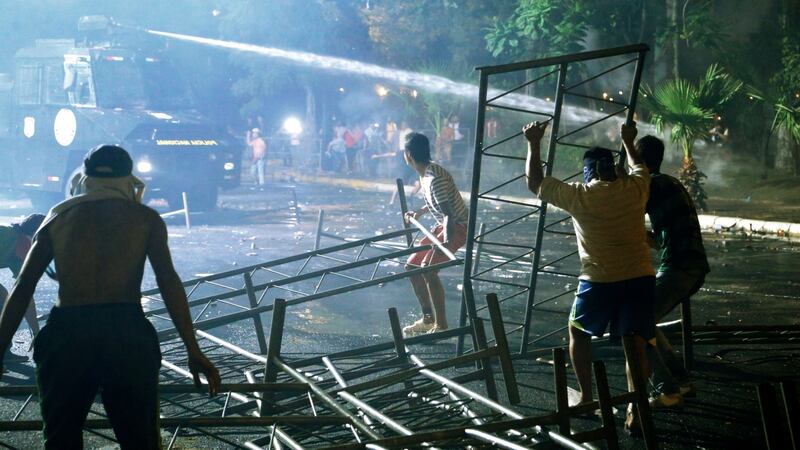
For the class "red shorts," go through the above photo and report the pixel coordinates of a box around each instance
[407,223,467,267]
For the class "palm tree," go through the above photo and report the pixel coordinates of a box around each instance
[642,64,742,210]
[750,87,800,176]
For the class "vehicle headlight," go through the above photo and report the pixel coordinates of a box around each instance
[223,162,235,171]
[137,160,153,173]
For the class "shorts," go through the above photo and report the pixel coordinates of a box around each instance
[34,303,162,449]
[569,275,655,340]
[654,269,705,320]
[407,223,467,268]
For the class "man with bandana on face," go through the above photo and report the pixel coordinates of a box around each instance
[524,121,654,435]
[0,145,221,449]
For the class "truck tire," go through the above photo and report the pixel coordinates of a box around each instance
[168,185,218,212]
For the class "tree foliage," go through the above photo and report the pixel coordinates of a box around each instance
[642,64,742,208]
[485,0,590,60]
[218,0,373,117]
[362,0,512,68]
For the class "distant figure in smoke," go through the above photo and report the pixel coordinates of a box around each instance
[363,122,384,176]
[326,135,347,173]
[449,114,466,166]
[0,214,46,361]
[437,117,455,163]
[402,133,468,335]
[247,127,268,186]
[638,135,708,409]
[371,121,420,204]
[0,145,220,449]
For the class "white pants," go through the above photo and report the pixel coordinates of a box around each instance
[251,159,266,185]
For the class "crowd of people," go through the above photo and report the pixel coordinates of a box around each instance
[0,114,708,446]
[321,117,470,179]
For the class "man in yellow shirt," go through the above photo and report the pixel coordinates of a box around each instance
[524,120,654,433]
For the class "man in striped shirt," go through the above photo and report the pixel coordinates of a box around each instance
[402,132,468,335]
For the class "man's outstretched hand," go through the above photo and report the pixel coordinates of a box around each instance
[188,351,221,396]
[621,121,638,143]
[523,121,549,144]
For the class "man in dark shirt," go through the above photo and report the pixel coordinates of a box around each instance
[639,135,709,408]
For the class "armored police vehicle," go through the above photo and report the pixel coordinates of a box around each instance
[0,16,241,211]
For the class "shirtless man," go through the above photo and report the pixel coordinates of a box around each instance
[247,127,268,186]
[0,145,220,449]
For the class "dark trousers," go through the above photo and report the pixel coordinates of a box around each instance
[34,303,162,449]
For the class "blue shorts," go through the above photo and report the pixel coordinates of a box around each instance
[569,276,655,340]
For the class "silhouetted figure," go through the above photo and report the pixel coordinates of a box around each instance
[0,145,221,449]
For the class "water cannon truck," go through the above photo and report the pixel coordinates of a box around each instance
[0,15,241,211]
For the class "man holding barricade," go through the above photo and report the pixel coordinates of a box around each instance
[638,134,708,408]
[524,120,654,433]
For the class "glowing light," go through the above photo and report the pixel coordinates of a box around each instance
[545,97,551,102]
[224,162,235,171]
[137,160,153,173]
[411,89,418,98]
[338,87,345,93]
[618,90,624,95]
[602,92,609,99]
[375,84,389,98]
[609,97,614,102]
[47,176,60,182]
[282,116,303,135]
[211,9,221,16]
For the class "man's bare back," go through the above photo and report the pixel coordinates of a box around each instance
[45,199,161,306]
[0,145,219,450]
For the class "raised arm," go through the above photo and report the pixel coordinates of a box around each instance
[621,121,642,167]
[523,121,549,194]
[148,215,220,395]
[0,231,53,376]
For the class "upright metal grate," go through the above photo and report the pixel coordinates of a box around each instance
[460,44,649,355]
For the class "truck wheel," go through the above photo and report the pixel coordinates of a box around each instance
[28,192,63,213]
[168,186,218,212]
[190,185,219,212]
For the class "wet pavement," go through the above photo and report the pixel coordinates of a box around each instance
[0,184,797,449]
